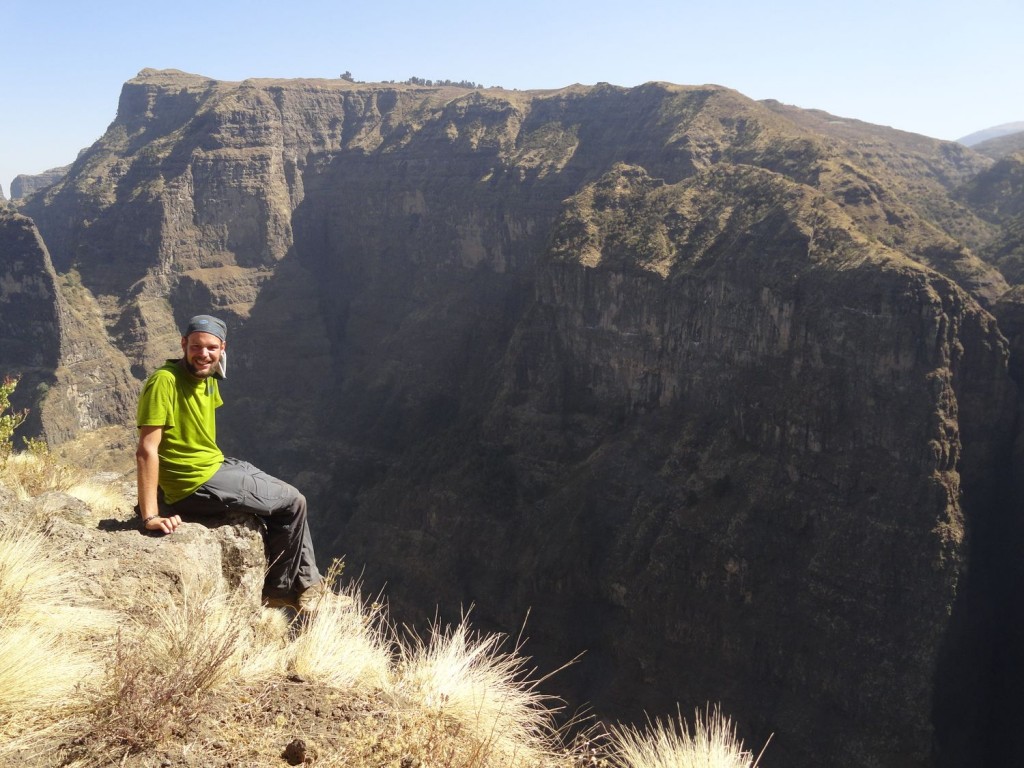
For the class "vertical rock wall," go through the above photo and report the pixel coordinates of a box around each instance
[0,208,137,440]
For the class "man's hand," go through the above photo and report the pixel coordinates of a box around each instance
[143,514,182,534]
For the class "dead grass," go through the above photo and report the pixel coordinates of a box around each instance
[0,623,98,714]
[76,631,232,764]
[387,617,565,768]
[606,704,769,768]
[144,574,285,685]
[0,526,117,639]
[2,441,86,499]
[59,574,286,766]
[64,478,129,519]
[0,525,116,758]
[289,580,394,691]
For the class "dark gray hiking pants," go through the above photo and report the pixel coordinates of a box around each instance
[170,457,322,597]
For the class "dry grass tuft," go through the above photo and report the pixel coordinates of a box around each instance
[64,478,130,519]
[76,630,218,763]
[71,577,270,765]
[0,526,117,639]
[142,573,286,684]
[3,440,85,499]
[606,704,767,768]
[0,525,116,635]
[289,580,394,691]
[388,617,563,768]
[0,525,115,758]
[0,623,98,715]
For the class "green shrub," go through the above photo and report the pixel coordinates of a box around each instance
[0,376,28,464]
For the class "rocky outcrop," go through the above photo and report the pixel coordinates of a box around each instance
[10,69,1024,766]
[70,512,268,615]
[0,480,267,619]
[10,165,70,200]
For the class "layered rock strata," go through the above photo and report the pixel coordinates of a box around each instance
[9,69,1024,766]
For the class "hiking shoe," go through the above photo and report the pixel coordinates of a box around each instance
[296,580,337,613]
[263,582,354,614]
[261,591,299,611]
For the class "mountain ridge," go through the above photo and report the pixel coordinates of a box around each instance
[5,69,1024,766]
[957,120,1024,146]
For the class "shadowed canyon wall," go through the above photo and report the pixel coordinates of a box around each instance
[7,69,1024,766]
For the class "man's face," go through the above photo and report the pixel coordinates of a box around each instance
[181,332,224,379]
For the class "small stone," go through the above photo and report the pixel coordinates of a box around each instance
[281,738,307,766]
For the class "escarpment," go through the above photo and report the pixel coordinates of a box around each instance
[9,69,1024,766]
[10,165,70,201]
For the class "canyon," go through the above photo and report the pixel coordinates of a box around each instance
[3,68,1024,766]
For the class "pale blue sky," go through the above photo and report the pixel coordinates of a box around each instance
[2,0,1022,196]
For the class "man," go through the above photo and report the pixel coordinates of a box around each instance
[135,314,328,612]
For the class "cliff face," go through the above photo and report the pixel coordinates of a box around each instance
[335,163,1016,765]
[0,207,137,444]
[566,169,1012,762]
[0,208,136,441]
[0,209,61,371]
[10,165,71,201]
[11,69,1024,766]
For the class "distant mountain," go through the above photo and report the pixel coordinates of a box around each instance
[957,121,1024,147]
[10,165,70,200]
[973,130,1024,161]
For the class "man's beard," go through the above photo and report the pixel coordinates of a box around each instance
[184,357,215,378]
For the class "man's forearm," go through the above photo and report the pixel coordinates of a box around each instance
[136,451,161,519]
[135,423,180,534]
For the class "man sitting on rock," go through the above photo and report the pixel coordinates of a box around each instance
[135,314,329,612]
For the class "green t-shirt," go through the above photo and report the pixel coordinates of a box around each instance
[137,360,225,504]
